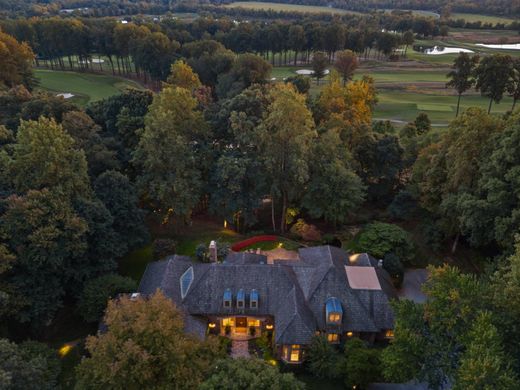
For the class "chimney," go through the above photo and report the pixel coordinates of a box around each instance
[209,240,217,262]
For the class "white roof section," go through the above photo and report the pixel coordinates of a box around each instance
[345,266,382,290]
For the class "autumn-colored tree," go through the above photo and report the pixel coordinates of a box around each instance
[166,60,202,91]
[0,29,34,89]
[316,72,376,144]
[333,50,358,86]
[75,291,224,389]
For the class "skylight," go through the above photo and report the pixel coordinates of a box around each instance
[180,267,194,299]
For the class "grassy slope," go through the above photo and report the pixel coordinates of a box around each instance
[34,69,143,106]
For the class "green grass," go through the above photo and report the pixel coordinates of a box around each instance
[34,69,143,106]
[374,91,514,124]
[238,237,301,251]
[417,103,453,112]
[450,12,515,24]
[119,245,153,281]
[224,1,360,15]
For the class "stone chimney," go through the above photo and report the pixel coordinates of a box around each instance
[209,240,217,262]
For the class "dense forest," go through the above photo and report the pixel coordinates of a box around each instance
[1,4,520,387]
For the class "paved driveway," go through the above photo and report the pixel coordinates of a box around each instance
[397,269,429,303]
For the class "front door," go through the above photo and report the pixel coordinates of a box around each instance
[235,317,247,333]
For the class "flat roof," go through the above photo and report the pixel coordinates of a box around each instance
[345,266,382,290]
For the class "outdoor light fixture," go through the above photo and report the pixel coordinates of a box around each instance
[266,324,274,330]
[208,322,216,328]
[346,331,353,337]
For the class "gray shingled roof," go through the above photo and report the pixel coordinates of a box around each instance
[138,246,396,344]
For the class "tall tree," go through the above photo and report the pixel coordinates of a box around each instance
[311,51,328,85]
[446,53,479,117]
[259,83,316,232]
[507,57,520,111]
[1,189,88,326]
[475,54,513,113]
[10,117,91,200]
[302,129,365,227]
[133,85,209,222]
[333,50,358,86]
[0,29,34,89]
[75,291,224,389]
[454,312,519,390]
[288,25,306,66]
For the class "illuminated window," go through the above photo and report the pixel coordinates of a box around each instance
[248,319,260,327]
[222,318,234,327]
[385,330,394,338]
[325,297,343,324]
[290,345,301,362]
[327,333,339,343]
[346,331,353,337]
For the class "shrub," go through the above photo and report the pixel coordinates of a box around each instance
[196,243,208,262]
[341,338,383,389]
[388,190,417,221]
[357,222,416,265]
[306,335,342,379]
[383,253,404,287]
[217,241,230,261]
[152,238,176,259]
[290,219,322,242]
[78,274,137,323]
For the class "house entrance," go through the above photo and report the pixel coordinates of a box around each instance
[235,317,247,333]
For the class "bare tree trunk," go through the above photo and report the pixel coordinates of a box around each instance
[456,93,462,117]
[271,194,276,232]
[451,232,460,254]
[488,98,493,114]
[512,98,517,111]
[280,191,287,234]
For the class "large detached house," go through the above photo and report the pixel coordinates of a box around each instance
[138,245,396,364]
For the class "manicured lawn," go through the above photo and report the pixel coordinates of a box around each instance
[450,12,515,25]
[34,69,143,106]
[224,1,360,14]
[374,91,513,124]
[238,237,301,251]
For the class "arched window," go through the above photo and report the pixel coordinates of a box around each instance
[180,267,194,299]
[223,288,232,308]
[325,297,343,324]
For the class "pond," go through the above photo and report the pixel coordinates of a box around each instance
[414,45,474,55]
[476,43,520,50]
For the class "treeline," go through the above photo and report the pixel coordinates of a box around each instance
[3,0,520,18]
[1,15,426,82]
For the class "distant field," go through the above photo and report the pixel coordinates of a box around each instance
[450,12,515,24]
[383,8,439,18]
[35,69,143,106]
[224,1,360,14]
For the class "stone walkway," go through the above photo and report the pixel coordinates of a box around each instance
[230,340,250,359]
